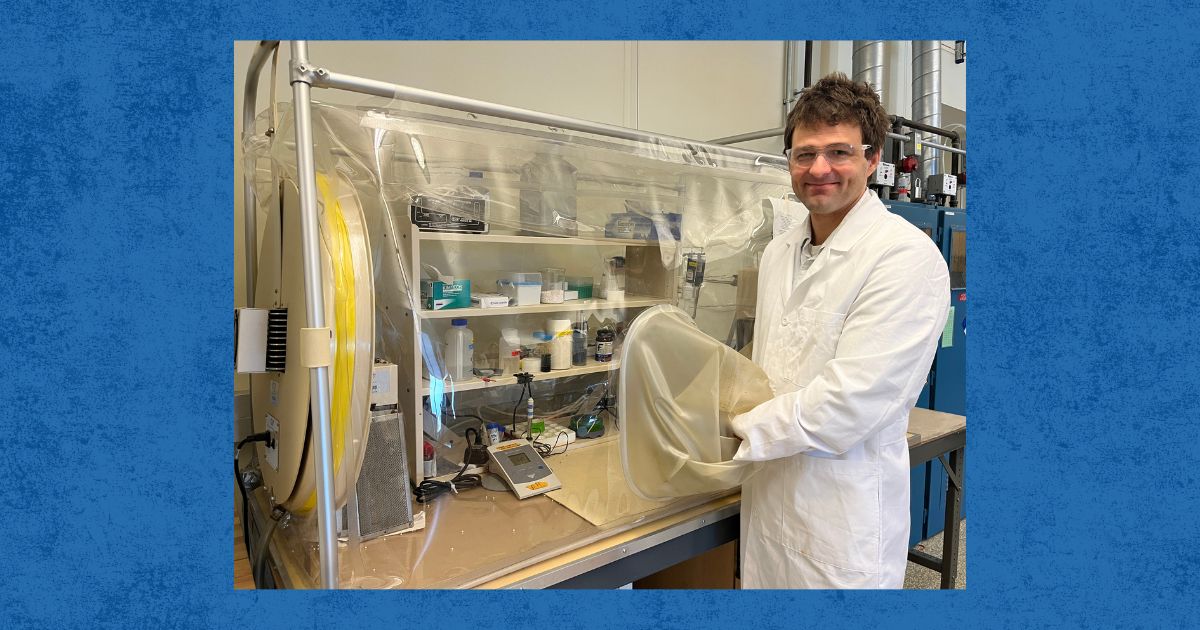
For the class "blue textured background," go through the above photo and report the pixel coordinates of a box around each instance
[2,0,1196,627]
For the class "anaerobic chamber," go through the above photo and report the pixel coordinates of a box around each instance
[238,73,795,587]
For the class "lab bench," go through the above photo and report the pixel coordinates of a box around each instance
[245,407,964,589]
[905,407,967,588]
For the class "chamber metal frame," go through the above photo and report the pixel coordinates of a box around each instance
[240,39,795,588]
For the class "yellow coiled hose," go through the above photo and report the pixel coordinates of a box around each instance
[297,173,355,514]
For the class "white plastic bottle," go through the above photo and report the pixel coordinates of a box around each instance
[444,318,474,381]
[547,318,572,370]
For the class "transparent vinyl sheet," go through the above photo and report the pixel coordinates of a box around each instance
[245,97,792,587]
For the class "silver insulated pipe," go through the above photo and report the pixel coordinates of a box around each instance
[852,40,885,101]
[911,41,942,178]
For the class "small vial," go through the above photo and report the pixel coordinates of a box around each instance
[486,422,504,446]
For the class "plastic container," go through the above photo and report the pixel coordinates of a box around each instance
[572,318,589,366]
[601,257,625,300]
[444,318,474,381]
[533,331,553,373]
[566,276,594,300]
[486,422,504,446]
[547,318,572,370]
[499,327,522,375]
[520,356,540,373]
[497,271,543,306]
[509,272,542,284]
[540,267,566,304]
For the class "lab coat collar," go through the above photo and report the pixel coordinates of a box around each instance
[777,189,885,312]
[817,188,885,253]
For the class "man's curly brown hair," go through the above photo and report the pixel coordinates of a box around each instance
[784,72,889,158]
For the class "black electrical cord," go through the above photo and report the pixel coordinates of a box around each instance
[510,374,534,435]
[529,430,569,458]
[235,431,273,561]
[411,438,483,503]
[253,506,289,588]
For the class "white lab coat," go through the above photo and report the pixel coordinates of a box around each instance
[732,189,949,588]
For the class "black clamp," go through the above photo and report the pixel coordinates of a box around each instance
[269,505,292,528]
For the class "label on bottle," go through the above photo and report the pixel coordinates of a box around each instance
[595,340,613,362]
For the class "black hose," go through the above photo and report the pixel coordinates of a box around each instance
[234,432,271,560]
[252,514,283,588]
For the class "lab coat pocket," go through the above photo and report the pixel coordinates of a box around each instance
[784,455,882,573]
[776,307,845,388]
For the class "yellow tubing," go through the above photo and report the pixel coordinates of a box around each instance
[297,173,355,514]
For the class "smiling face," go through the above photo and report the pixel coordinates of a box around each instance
[789,122,880,217]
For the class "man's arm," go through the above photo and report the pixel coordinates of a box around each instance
[731,239,950,460]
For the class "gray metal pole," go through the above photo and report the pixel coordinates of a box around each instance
[711,129,934,151]
[917,138,966,156]
[289,40,340,589]
[912,41,943,178]
[710,127,785,146]
[240,40,280,306]
[782,40,794,123]
[312,69,787,168]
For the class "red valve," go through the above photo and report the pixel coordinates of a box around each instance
[956,172,966,186]
[898,155,919,173]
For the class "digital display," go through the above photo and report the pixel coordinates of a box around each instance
[507,452,531,466]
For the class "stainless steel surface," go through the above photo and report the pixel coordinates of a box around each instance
[853,40,885,99]
[312,67,788,167]
[241,40,281,305]
[288,40,340,589]
[912,41,943,178]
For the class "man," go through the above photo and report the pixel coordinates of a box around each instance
[731,73,950,588]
